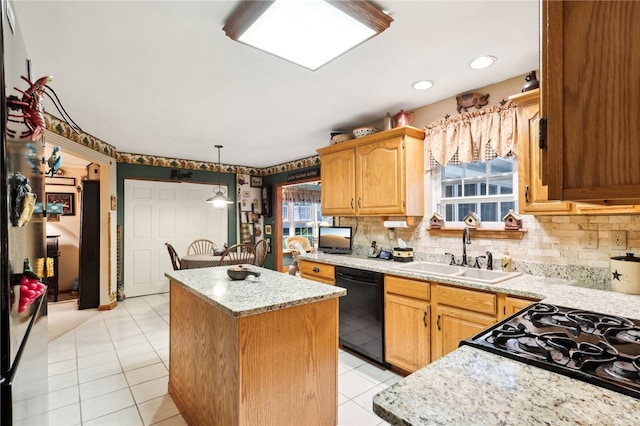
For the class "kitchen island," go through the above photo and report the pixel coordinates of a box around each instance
[300,253,640,425]
[165,266,345,426]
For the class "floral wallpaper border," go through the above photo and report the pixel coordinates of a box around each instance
[46,112,320,176]
[46,112,118,158]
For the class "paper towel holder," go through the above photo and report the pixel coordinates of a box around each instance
[381,216,418,226]
[383,220,409,228]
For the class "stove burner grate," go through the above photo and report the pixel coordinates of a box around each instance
[462,303,640,400]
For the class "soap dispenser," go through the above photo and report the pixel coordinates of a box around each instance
[501,249,513,272]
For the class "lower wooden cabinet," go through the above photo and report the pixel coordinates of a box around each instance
[431,284,498,362]
[299,260,335,285]
[431,304,496,361]
[501,295,539,319]
[373,270,544,371]
[384,276,431,372]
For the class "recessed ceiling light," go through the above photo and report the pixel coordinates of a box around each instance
[469,55,497,70]
[411,80,434,90]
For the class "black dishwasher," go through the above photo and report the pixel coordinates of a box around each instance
[335,266,389,368]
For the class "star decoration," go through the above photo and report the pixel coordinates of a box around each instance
[612,269,623,281]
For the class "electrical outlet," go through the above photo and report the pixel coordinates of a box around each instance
[609,231,627,249]
[583,231,598,249]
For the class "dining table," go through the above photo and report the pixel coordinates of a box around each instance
[181,253,254,269]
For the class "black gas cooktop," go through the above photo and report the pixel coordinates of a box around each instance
[461,303,640,399]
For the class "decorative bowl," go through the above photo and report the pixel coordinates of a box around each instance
[227,266,261,281]
[352,127,381,138]
[330,133,353,145]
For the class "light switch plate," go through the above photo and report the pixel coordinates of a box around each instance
[609,230,627,249]
[583,231,598,249]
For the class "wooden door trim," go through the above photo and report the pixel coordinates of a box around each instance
[274,177,322,273]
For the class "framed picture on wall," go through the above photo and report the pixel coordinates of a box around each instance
[45,176,76,186]
[46,192,75,216]
[265,224,272,235]
[250,176,263,187]
[261,185,272,217]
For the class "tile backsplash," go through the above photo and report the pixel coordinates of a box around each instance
[339,214,640,291]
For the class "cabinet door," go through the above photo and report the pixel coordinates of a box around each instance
[501,296,536,319]
[385,293,430,372]
[512,90,574,214]
[320,149,356,215]
[543,1,640,203]
[355,138,405,215]
[432,305,496,361]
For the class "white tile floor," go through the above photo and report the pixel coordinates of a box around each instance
[47,293,400,425]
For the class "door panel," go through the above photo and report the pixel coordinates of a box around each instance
[124,180,228,296]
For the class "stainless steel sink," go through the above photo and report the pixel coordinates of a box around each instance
[454,268,522,284]
[389,261,521,284]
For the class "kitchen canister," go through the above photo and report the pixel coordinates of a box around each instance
[610,253,640,294]
[383,112,393,130]
[393,247,414,262]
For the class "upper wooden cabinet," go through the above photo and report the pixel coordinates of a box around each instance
[511,89,573,215]
[542,1,640,204]
[512,89,640,215]
[317,126,424,218]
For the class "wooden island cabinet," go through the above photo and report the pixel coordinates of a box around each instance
[166,266,345,426]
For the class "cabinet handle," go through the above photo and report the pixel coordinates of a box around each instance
[313,267,320,273]
[351,198,354,209]
[437,314,441,331]
[358,198,362,208]
[423,311,427,327]
[539,118,547,149]
[524,185,530,203]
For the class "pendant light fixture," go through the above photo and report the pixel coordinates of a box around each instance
[206,145,234,208]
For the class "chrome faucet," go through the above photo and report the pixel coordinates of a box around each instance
[462,227,471,266]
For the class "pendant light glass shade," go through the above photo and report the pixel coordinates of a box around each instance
[206,145,234,207]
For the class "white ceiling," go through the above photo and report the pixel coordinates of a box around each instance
[13,0,539,169]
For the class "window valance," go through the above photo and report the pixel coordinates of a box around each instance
[424,101,518,170]
[282,186,321,203]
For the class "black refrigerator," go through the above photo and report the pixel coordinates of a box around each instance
[1,0,49,424]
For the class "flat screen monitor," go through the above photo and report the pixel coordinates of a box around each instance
[318,226,352,254]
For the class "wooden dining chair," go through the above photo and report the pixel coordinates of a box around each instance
[165,242,182,270]
[254,239,268,267]
[218,243,256,266]
[187,239,217,255]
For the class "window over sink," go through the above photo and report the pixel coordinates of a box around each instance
[432,157,518,225]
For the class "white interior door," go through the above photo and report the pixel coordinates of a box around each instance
[124,179,228,297]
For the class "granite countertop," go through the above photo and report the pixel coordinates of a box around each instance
[300,253,640,318]
[165,265,345,318]
[300,253,640,425]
